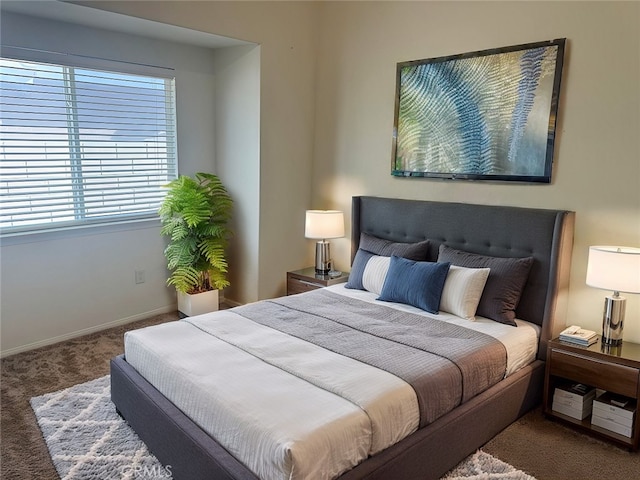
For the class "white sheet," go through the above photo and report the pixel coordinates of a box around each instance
[124,286,539,480]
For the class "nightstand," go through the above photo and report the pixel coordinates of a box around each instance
[286,267,349,295]
[543,337,640,450]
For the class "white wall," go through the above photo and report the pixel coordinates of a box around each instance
[312,1,640,342]
[0,224,171,352]
[0,11,255,355]
[213,45,261,304]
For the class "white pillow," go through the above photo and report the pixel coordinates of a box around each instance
[361,255,391,295]
[439,265,490,320]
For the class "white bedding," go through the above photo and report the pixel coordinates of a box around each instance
[124,285,539,480]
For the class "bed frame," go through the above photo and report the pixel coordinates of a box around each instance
[111,196,574,480]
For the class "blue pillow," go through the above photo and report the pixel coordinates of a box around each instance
[345,248,375,290]
[377,256,451,314]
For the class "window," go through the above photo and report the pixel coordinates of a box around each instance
[0,56,177,235]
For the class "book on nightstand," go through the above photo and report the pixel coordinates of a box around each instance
[559,325,598,346]
[553,382,596,420]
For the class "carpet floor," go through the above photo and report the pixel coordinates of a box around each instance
[2,311,639,479]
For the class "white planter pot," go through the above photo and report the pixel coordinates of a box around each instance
[177,289,219,317]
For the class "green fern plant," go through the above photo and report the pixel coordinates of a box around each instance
[159,172,233,294]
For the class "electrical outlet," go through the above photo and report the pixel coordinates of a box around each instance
[135,270,146,284]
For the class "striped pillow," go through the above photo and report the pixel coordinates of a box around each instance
[439,265,490,320]
[361,255,391,295]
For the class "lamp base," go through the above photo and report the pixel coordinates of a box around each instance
[315,240,332,275]
[600,342,623,356]
[601,293,625,345]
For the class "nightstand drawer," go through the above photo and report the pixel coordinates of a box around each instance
[287,276,325,295]
[549,348,639,397]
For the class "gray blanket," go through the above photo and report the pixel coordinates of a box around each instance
[234,289,507,427]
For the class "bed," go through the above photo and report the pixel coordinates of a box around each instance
[111,196,575,480]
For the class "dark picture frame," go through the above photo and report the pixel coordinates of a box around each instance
[392,39,566,183]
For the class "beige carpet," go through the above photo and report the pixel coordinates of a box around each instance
[483,404,640,479]
[2,311,639,479]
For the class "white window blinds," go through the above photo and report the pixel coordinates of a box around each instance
[0,57,177,235]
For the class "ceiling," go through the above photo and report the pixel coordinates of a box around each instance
[1,0,250,49]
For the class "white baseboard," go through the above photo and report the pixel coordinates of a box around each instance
[221,297,243,308]
[0,304,178,358]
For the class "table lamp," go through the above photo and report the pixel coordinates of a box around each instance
[586,246,640,345]
[305,210,344,275]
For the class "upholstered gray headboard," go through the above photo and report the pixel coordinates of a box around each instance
[351,196,575,360]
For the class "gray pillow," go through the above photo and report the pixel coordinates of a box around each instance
[345,234,430,291]
[437,244,534,326]
[359,232,429,260]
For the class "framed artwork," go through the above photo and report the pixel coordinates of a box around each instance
[392,39,566,183]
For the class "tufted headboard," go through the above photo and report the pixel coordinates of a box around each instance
[351,196,575,360]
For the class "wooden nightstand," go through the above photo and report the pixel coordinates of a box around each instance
[286,267,349,295]
[543,337,640,450]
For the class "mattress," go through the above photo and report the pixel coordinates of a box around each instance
[124,286,539,480]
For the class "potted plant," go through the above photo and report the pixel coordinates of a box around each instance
[159,172,233,316]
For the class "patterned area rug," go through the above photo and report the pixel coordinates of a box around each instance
[31,375,536,480]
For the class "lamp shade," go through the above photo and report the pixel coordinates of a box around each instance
[305,210,344,239]
[586,246,640,294]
